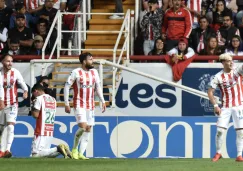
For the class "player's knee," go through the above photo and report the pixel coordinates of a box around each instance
[216,127,225,137]
[0,125,4,135]
[85,126,92,132]
[236,129,243,139]
[7,125,14,133]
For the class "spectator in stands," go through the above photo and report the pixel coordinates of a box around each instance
[218,13,240,47]
[0,21,8,54]
[29,35,44,55]
[6,38,26,55]
[8,14,34,53]
[212,0,232,31]
[37,0,58,26]
[165,38,196,81]
[0,0,13,28]
[35,18,57,54]
[23,0,44,14]
[52,0,67,11]
[199,36,224,56]
[10,2,37,29]
[148,37,166,55]
[162,0,192,52]
[225,35,243,56]
[189,16,216,53]
[141,0,163,55]
[236,0,243,27]
[109,0,124,19]
[203,0,217,23]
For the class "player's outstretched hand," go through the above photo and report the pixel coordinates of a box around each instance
[214,106,221,116]
[0,100,5,110]
[102,103,106,113]
[65,106,71,114]
[23,91,28,99]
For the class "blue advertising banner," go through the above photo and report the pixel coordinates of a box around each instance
[182,68,222,116]
[11,116,237,158]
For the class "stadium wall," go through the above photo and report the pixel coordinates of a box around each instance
[10,62,236,158]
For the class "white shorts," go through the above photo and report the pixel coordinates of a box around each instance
[74,108,95,126]
[0,104,18,125]
[217,105,243,129]
[31,135,53,154]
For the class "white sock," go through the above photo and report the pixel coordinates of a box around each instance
[79,132,90,155]
[0,127,7,152]
[32,147,58,158]
[216,127,225,154]
[73,128,85,149]
[0,125,4,151]
[6,125,14,151]
[236,130,243,157]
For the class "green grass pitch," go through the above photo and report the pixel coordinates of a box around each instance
[0,158,243,171]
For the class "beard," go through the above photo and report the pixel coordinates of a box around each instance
[86,64,94,70]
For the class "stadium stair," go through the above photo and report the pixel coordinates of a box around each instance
[49,63,121,107]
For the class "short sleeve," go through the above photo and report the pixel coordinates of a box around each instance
[33,96,42,110]
[209,75,219,89]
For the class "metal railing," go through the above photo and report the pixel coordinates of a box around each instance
[30,59,221,108]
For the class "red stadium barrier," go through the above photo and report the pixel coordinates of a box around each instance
[130,55,243,61]
[11,55,243,62]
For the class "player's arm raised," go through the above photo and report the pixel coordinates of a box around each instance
[94,70,106,113]
[64,71,76,113]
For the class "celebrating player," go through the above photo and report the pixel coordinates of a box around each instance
[208,53,243,162]
[64,52,106,160]
[0,54,28,158]
[31,83,71,158]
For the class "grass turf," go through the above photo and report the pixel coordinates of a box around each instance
[0,158,242,171]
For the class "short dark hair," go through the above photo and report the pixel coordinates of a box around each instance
[79,52,92,64]
[10,38,20,44]
[223,13,233,20]
[1,54,13,62]
[199,16,208,22]
[31,83,45,93]
[15,2,25,11]
[37,18,48,26]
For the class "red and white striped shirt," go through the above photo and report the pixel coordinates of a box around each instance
[1,68,28,107]
[64,68,105,109]
[34,94,56,136]
[24,0,45,10]
[209,67,243,108]
[187,0,202,23]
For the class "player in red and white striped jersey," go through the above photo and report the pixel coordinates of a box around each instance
[208,53,243,162]
[24,0,45,14]
[31,84,71,158]
[0,54,28,158]
[64,52,106,160]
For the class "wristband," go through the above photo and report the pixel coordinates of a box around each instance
[214,104,218,108]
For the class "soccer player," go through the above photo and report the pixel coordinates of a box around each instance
[208,53,243,162]
[31,83,71,158]
[0,54,28,158]
[64,52,106,160]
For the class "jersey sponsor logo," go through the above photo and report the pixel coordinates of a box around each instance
[80,84,94,89]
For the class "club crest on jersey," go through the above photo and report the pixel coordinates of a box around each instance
[10,76,14,84]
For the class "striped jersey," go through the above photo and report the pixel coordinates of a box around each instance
[209,67,243,108]
[34,94,56,136]
[187,0,202,23]
[65,68,105,109]
[1,68,28,107]
[24,0,45,10]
